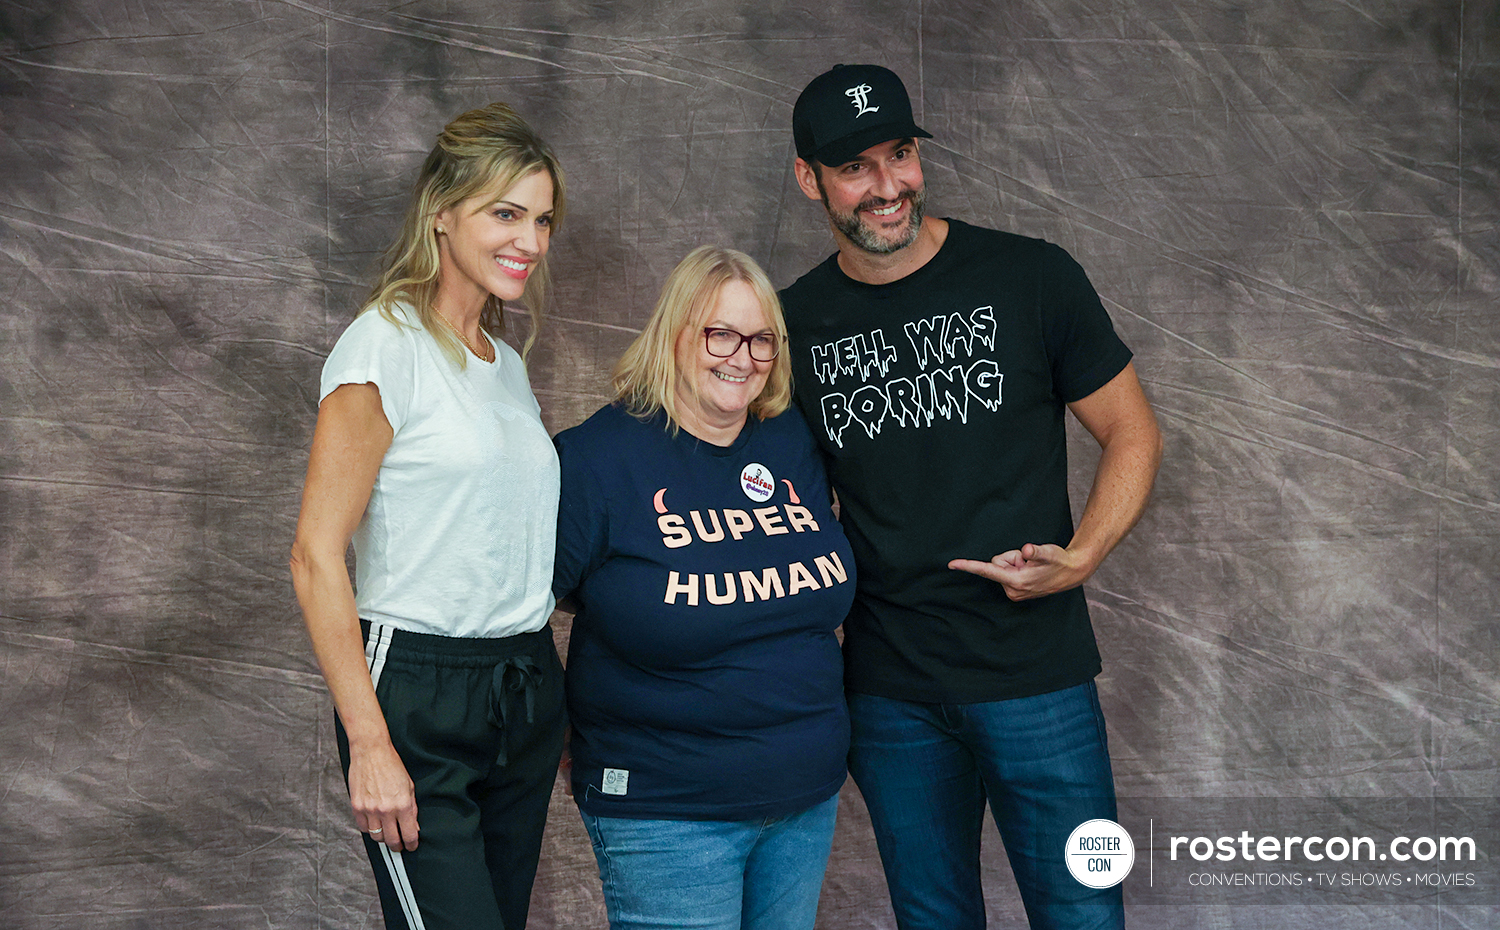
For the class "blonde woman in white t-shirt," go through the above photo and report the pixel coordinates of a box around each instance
[291,102,567,930]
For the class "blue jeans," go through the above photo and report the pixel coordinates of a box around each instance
[580,794,840,930]
[847,682,1123,930]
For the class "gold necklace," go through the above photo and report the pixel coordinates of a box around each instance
[436,313,493,363]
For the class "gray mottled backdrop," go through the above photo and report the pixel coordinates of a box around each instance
[2,1,1496,928]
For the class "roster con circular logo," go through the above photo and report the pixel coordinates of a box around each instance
[1065,819,1135,888]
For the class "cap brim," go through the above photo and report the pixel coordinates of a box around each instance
[816,123,934,167]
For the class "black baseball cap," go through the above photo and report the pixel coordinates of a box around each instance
[793,64,932,167]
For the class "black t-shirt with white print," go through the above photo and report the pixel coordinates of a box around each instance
[780,219,1133,704]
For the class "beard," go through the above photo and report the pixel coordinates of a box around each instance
[821,183,927,255]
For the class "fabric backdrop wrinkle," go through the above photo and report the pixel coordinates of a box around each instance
[1,1,1496,927]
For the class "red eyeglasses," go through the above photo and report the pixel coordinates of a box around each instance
[702,328,783,362]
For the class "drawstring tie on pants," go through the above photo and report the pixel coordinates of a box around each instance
[487,656,541,766]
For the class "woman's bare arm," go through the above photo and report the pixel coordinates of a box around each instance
[289,382,419,851]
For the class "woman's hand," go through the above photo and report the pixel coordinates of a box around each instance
[348,738,420,851]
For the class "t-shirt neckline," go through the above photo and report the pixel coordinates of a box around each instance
[823,217,968,294]
[671,410,758,458]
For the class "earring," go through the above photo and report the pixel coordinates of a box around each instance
[435,226,445,234]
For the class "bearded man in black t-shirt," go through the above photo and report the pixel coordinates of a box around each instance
[778,64,1163,930]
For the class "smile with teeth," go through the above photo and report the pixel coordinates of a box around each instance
[866,201,904,217]
[712,370,748,383]
[496,255,531,278]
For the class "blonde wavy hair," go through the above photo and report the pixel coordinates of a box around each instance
[613,246,792,429]
[363,102,566,366]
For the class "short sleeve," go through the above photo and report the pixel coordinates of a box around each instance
[552,425,611,602]
[1039,243,1134,403]
[778,406,838,512]
[320,309,418,433]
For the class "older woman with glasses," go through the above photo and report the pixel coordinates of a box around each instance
[552,246,856,930]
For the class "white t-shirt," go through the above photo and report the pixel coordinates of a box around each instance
[319,304,559,639]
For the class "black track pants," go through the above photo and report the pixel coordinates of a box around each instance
[337,621,566,930]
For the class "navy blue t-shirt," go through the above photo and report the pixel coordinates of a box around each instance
[553,403,854,821]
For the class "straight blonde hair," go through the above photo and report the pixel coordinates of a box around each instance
[364,102,566,366]
[613,246,792,428]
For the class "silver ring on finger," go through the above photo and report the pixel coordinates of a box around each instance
[369,827,383,835]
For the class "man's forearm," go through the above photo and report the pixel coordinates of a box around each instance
[1067,414,1163,577]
